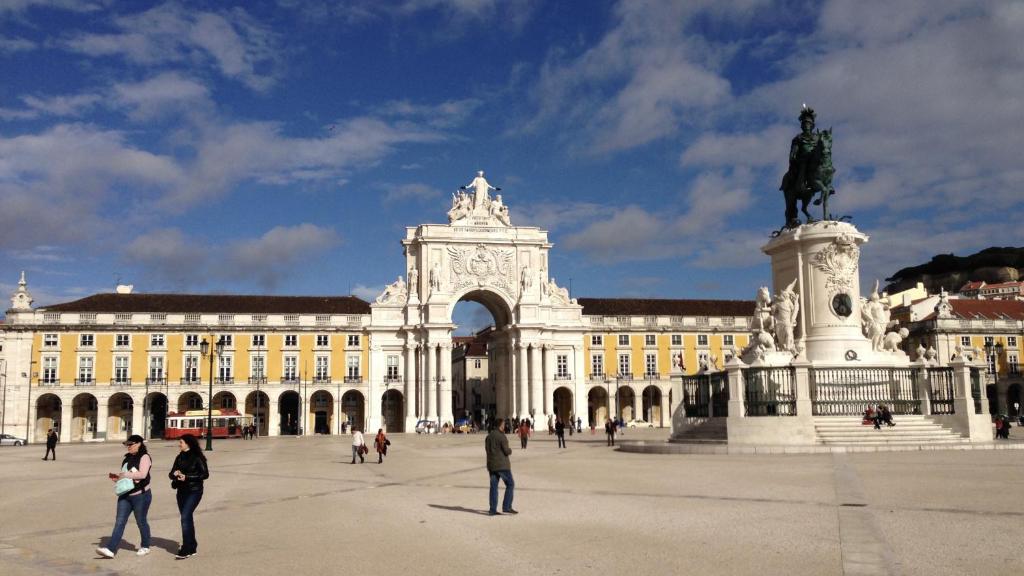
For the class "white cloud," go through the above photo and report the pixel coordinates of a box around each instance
[374,98,483,128]
[0,0,108,15]
[0,34,35,53]
[351,283,382,301]
[63,3,283,91]
[382,182,444,205]
[20,92,102,116]
[124,224,342,291]
[111,72,210,119]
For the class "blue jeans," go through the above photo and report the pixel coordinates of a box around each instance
[107,490,151,553]
[488,469,514,513]
[176,489,203,554]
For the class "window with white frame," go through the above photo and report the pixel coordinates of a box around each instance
[185,334,199,347]
[184,354,199,381]
[1009,354,1019,375]
[284,334,298,347]
[698,351,710,367]
[723,334,734,346]
[284,355,298,381]
[252,334,266,347]
[474,359,482,369]
[80,333,94,347]
[151,333,165,347]
[644,334,656,346]
[671,334,682,346]
[114,356,129,383]
[556,354,569,378]
[78,356,94,382]
[347,334,360,347]
[42,356,58,383]
[618,353,631,377]
[251,354,265,378]
[316,355,330,380]
[984,336,994,347]
[218,355,232,381]
[591,354,604,377]
[316,334,329,347]
[149,356,164,380]
[1009,336,1018,348]
[988,353,997,375]
[618,334,629,346]
[220,334,233,346]
[115,333,130,347]
[961,336,971,347]
[386,355,399,381]
[44,333,58,347]
[591,335,603,346]
[645,353,657,376]
[347,355,360,378]
[697,334,709,346]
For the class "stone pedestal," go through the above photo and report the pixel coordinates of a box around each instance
[762,221,874,364]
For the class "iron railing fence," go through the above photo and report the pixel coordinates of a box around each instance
[927,367,955,415]
[680,372,730,418]
[810,367,921,416]
[743,366,796,416]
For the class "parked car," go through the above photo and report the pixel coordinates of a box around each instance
[0,433,26,446]
[415,419,437,434]
[627,419,654,429]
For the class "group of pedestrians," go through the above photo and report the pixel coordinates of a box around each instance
[240,424,258,440]
[351,428,390,464]
[862,405,895,429]
[96,434,209,560]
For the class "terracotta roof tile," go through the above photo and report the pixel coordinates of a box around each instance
[40,293,371,315]
[920,299,1024,321]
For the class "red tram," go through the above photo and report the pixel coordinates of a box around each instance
[164,409,252,440]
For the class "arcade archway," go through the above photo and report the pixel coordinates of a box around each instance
[279,391,300,435]
[342,390,365,432]
[245,390,270,436]
[617,387,636,421]
[35,393,61,440]
[310,390,334,434]
[552,386,573,422]
[107,392,134,441]
[145,392,168,439]
[178,392,203,413]
[382,389,404,433]
[588,387,608,428]
[641,385,662,425]
[71,393,97,442]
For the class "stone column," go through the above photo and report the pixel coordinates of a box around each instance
[543,346,554,417]
[439,343,454,425]
[914,363,932,415]
[725,358,746,420]
[517,344,529,418]
[268,400,279,437]
[573,345,587,423]
[60,405,72,443]
[404,345,415,424]
[792,361,813,417]
[131,398,144,439]
[530,345,543,420]
[96,400,109,441]
[425,343,437,420]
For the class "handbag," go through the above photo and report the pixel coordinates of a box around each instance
[114,464,135,496]
[385,439,391,446]
[359,444,368,455]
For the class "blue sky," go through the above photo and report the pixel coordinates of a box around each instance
[2,0,1022,333]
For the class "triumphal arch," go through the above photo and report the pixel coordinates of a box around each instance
[367,171,587,432]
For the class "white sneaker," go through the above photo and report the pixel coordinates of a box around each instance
[136,547,150,556]
[96,547,115,558]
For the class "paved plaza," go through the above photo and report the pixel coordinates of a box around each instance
[1,430,1022,575]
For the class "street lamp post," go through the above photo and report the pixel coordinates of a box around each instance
[201,336,225,451]
[985,341,1005,414]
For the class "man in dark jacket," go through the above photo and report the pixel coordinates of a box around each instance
[485,418,516,516]
[43,428,58,460]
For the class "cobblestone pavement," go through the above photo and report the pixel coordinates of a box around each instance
[1,430,1021,575]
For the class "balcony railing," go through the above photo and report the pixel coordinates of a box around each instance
[384,376,402,384]
[281,376,300,385]
[37,378,60,387]
[643,373,661,380]
[180,377,201,386]
[589,372,605,381]
[313,376,332,384]
[249,376,267,386]
[146,377,167,386]
[554,373,573,380]
[215,377,234,385]
[110,378,132,386]
[344,375,363,384]
[75,378,95,386]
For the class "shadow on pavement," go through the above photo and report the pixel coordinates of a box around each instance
[427,504,491,516]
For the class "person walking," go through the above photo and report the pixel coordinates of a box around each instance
[605,418,616,446]
[351,428,366,464]
[42,428,58,460]
[374,428,389,464]
[485,418,516,516]
[555,418,566,448]
[517,419,531,449]
[576,416,582,433]
[96,435,152,559]
[169,434,209,560]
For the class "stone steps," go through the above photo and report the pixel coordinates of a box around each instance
[669,418,727,444]
[813,416,970,446]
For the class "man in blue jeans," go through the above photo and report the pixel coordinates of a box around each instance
[485,418,516,516]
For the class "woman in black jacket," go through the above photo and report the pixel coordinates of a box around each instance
[169,434,209,560]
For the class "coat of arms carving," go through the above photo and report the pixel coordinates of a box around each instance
[447,244,515,297]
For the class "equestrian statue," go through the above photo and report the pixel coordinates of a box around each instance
[779,105,835,229]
